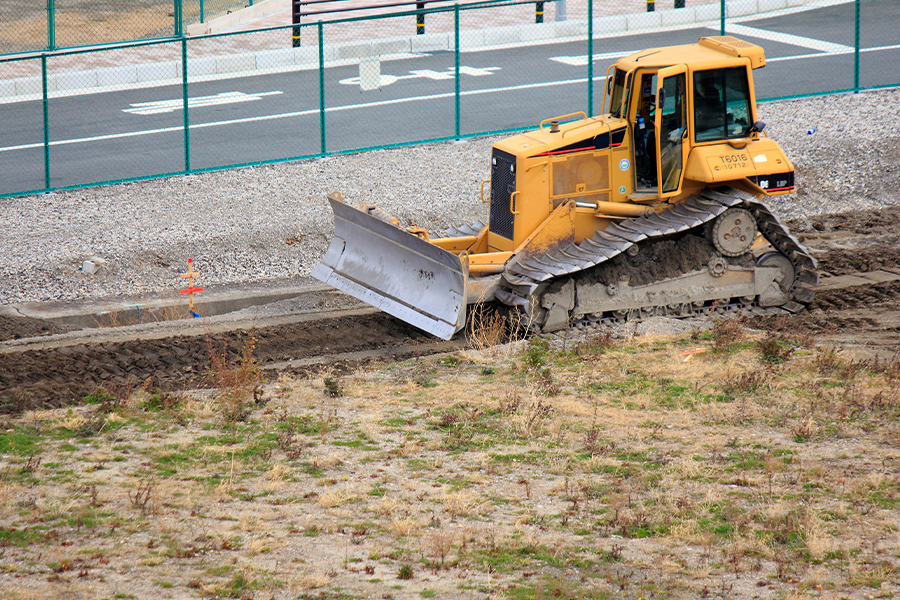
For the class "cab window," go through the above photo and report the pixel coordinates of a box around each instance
[693,67,752,142]
[606,68,628,118]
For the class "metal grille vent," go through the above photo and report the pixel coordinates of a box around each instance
[489,149,516,240]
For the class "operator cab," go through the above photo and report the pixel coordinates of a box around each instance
[605,59,756,199]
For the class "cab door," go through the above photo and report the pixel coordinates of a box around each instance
[654,65,688,197]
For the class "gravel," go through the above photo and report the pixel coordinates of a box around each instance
[2,88,899,306]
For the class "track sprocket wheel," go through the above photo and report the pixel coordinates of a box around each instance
[710,207,757,257]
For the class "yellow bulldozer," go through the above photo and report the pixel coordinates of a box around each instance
[312,36,818,340]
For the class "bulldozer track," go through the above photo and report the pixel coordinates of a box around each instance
[495,187,818,328]
[1,205,898,412]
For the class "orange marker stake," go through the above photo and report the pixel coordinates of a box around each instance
[180,258,204,316]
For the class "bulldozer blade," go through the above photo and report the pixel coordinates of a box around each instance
[312,195,467,341]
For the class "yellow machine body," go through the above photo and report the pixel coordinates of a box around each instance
[314,37,814,340]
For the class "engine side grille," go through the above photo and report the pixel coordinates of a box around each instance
[489,149,516,240]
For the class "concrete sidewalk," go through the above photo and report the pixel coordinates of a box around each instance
[0,0,839,102]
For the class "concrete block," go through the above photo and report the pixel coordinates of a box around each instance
[626,11,662,32]
[592,15,627,36]
[216,53,257,74]
[555,19,589,39]
[695,3,721,22]
[96,65,138,88]
[0,78,16,98]
[661,7,698,27]
[757,0,788,12]
[726,0,759,18]
[51,70,98,92]
[137,61,178,83]
[458,30,486,51]
[481,25,523,47]
[359,57,380,91]
[336,42,374,61]
[14,77,44,96]
[411,32,450,53]
[256,48,294,71]
[292,45,320,67]
[182,56,217,78]
[372,38,410,57]
[520,23,555,42]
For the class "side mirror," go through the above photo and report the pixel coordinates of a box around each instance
[658,89,666,110]
[607,78,613,94]
[751,120,766,133]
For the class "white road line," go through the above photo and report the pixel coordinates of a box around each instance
[549,50,636,67]
[721,23,853,53]
[123,91,283,115]
[766,42,900,62]
[0,76,607,153]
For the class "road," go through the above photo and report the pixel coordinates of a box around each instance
[1,0,897,196]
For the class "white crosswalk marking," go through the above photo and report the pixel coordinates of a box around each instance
[123,91,283,115]
[722,23,853,53]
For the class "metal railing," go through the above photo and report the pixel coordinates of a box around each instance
[0,0,895,198]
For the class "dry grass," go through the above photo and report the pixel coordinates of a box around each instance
[0,327,898,599]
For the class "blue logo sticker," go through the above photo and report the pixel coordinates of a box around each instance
[619,158,630,171]
[619,185,627,194]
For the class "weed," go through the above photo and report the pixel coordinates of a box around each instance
[583,409,603,455]
[441,354,464,368]
[85,387,121,414]
[711,316,747,352]
[206,331,265,425]
[425,530,455,568]
[536,367,560,396]
[523,337,549,370]
[722,368,769,398]
[756,331,795,364]
[398,564,414,580]
[129,478,155,514]
[323,377,344,398]
[574,328,616,358]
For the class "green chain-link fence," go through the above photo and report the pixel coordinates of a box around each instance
[0,0,896,197]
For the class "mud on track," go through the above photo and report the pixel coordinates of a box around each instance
[2,205,899,412]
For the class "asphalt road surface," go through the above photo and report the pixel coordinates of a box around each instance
[1,0,897,196]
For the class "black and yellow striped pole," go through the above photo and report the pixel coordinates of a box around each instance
[416,1,425,34]
[535,1,544,23]
[292,0,301,47]
[647,0,654,11]
[675,0,685,7]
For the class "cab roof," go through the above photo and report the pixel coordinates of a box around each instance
[615,36,766,71]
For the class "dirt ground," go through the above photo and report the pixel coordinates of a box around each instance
[1,316,898,600]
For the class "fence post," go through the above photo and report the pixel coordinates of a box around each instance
[587,0,593,116]
[42,55,50,189]
[675,0,684,8]
[182,38,190,172]
[293,0,302,47]
[318,21,326,154]
[416,2,425,34]
[201,0,205,24]
[646,0,654,12]
[175,0,183,37]
[47,0,55,51]
[455,4,460,138]
[720,0,725,35]
[854,0,860,92]
[535,2,544,23]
